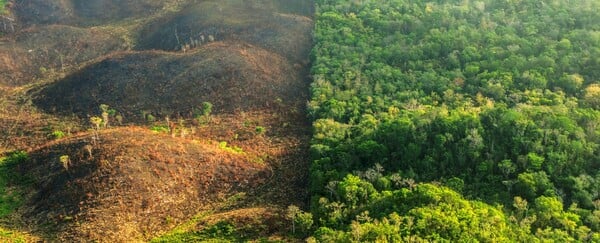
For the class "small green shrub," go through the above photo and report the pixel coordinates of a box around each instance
[0,0,5,14]
[255,126,266,135]
[152,221,240,242]
[0,151,31,218]
[0,227,28,243]
[150,125,170,133]
[205,221,236,238]
[146,114,156,123]
[49,130,66,140]
[194,102,213,124]
[218,142,244,154]
[201,102,213,117]
[90,116,103,130]
[59,155,70,171]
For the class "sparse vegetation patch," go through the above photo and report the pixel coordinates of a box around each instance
[0,0,6,14]
[0,151,30,218]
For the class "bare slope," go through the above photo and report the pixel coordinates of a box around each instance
[1,0,313,241]
[22,127,268,241]
[12,0,174,27]
[33,42,303,120]
[0,24,127,86]
[136,0,313,62]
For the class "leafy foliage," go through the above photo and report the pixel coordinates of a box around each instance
[152,221,240,242]
[309,0,600,240]
[49,130,66,140]
[0,0,5,14]
[152,220,282,243]
[0,151,31,218]
[150,125,170,134]
[0,227,28,243]
[218,141,244,154]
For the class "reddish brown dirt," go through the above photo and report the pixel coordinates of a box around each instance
[0,0,313,241]
[0,24,128,86]
[21,127,270,241]
[191,109,311,207]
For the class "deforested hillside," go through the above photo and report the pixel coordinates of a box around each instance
[0,0,313,241]
[25,128,269,241]
[136,0,313,63]
[1,25,127,86]
[12,0,171,27]
[33,42,303,119]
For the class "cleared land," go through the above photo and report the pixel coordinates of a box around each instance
[0,0,313,241]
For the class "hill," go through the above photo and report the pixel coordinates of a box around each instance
[136,0,313,63]
[1,24,127,86]
[12,0,173,27]
[33,42,302,120]
[0,0,313,241]
[23,127,268,241]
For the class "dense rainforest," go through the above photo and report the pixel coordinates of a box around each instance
[307,0,600,241]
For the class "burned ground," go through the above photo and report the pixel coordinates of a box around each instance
[23,128,268,241]
[135,0,313,63]
[33,42,303,121]
[12,0,173,27]
[0,0,313,241]
[0,24,127,86]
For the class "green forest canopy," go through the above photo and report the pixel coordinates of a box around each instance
[307,0,600,241]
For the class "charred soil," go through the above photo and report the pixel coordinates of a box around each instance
[33,42,304,120]
[23,128,269,241]
[0,0,313,241]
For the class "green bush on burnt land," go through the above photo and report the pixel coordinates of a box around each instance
[0,151,31,218]
[0,0,6,14]
[308,0,600,241]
